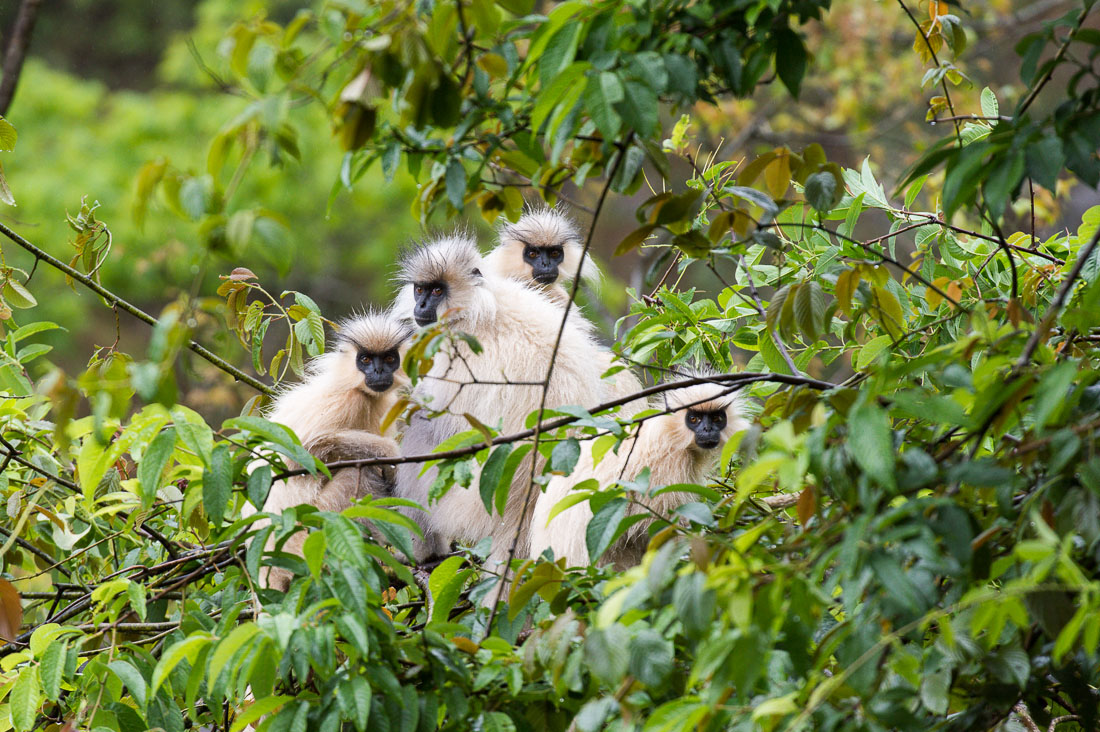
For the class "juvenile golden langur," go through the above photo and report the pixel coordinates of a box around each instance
[484,207,645,414]
[530,376,749,568]
[393,234,606,567]
[249,310,410,591]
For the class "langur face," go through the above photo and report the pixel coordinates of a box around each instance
[357,348,401,392]
[684,409,727,449]
[412,281,448,326]
[523,244,564,284]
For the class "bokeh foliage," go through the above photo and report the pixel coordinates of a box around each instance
[1,1,1100,732]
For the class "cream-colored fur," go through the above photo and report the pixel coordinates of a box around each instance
[530,378,749,568]
[484,207,645,416]
[245,311,410,591]
[393,234,606,570]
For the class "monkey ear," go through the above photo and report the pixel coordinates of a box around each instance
[472,268,483,277]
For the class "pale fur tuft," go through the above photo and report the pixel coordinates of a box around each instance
[530,370,751,568]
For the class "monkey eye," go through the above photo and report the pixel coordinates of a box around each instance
[358,352,370,363]
[549,248,563,260]
[414,285,424,295]
[432,286,444,296]
[688,414,699,424]
[525,248,538,260]
[384,354,397,364]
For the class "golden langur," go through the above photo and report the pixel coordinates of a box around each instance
[393,234,607,567]
[484,206,645,414]
[530,376,749,568]
[249,311,410,591]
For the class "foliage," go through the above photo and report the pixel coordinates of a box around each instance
[1,2,1100,732]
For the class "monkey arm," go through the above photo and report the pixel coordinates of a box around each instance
[306,430,399,463]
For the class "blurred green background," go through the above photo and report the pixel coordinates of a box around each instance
[0,0,1091,415]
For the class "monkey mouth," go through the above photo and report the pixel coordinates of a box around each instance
[414,315,437,327]
[533,272,557,285]
[695,437,720,450]
[365,375,394,392]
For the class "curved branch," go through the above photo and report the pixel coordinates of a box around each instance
[274,370,836,480]
[0,220,274,395]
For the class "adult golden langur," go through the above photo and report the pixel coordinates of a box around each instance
[484,206,645,414]
[247,310,410,591]
[393,234,606,568]
[530,375,749,568]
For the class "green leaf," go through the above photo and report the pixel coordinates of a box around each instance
[428,556,471,624]
[138,426,176,508]
[231,696,295,732]
[586,497,628,562]
[848,401,897,492]
[479,443,513,513]
[225,416,317,473]
[550,438,581,474]
[629,628,673,687]
[208,623,261,689]
[585,624,630,685]
[247,464,272,509]
[10,666,41,732]
[39,640,67,702]
[856,335,893,370]
[0,116,17,151]
[108,659,148,709]
[494,443,533,516]
[151,634,213,694]
[793,281,826,341]
[980,86,999,118]
[445,158,466,210]
[583,71,624,139]
[203,443,233,526]
[323,514,368,568]
[1032,361,1078,430]
[805,170,840,212]
[982,149,1025,218]
[126,581,147,621]
[775,28,806,97]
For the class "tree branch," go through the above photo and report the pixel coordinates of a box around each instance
[0,0,42,116]
[0,220,274,395]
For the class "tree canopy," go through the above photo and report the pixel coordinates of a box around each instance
[0,1,1099,731]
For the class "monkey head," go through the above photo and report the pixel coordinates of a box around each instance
[485,206,599,294]
[657,373,750,453]
[333,311,411,394]
[396,235,493,328]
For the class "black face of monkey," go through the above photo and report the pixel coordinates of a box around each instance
[685,409,726,449]
[523,245,564,284]
[413,281,448,326]
[357,348,400,392]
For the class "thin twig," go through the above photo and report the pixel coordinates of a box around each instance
[484,134,634,632]
[0,220,273,394]
[1017,4,1091,116]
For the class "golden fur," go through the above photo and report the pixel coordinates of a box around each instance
[246,310,410,590]
[530,377,749,568]
[393,234,607,569]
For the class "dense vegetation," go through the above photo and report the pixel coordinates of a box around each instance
[1,1,1099,731]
